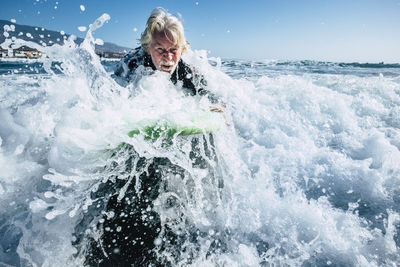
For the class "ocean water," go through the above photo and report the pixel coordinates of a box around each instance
[1,15,400,266]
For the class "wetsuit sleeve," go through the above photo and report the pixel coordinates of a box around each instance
[195,74,221,104]
[112,48,144,87]
[177,61,220,103]
[114,54,134,77]
[113,47,143,78]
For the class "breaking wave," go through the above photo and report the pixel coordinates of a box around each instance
[1,14,400,266]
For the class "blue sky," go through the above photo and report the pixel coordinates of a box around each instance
[1,0,400,62]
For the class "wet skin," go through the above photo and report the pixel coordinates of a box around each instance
[147,31,182,74]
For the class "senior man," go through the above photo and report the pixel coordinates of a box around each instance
[76,8,223,266]
[114,7,208,97]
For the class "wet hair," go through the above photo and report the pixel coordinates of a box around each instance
[140,7,188,53]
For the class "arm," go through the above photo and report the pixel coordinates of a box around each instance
[112,47,143,86]
[189,69,230,125]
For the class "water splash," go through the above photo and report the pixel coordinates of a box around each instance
[1,13,400,267]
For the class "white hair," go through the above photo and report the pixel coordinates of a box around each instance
[140,7,188,53]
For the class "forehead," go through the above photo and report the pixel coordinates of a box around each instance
[152,31,178,48]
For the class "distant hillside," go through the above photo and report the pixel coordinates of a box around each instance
[0,19,131,54]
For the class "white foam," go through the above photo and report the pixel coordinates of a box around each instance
[0,13,399,267]
[29,198,48,213]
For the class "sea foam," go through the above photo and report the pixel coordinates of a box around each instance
[1,14,400,266]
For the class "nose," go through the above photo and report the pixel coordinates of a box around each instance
[163,52,172,60]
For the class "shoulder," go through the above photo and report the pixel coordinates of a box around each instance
[126,47,146,67]
[176,60,197,80]
[174,59,210,96]
[177,60,220,103]
[114,47,145,77]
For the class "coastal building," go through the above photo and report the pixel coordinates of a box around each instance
[0,46,43,59]
[13,46,43,59]
[1,46,124,59]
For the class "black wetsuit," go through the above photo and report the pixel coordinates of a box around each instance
[74,48,221,266]
[114,47,209,97]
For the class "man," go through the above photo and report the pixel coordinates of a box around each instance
[114,7,209,98]
[75,8,224,266]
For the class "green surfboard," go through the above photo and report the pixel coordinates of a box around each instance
[126,111,224,141]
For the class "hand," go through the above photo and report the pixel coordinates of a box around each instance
[210,103,231,126]
[210,103,226,113]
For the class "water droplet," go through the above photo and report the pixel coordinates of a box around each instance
[78,26,87,32]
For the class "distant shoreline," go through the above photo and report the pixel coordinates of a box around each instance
[0,56,122,62]
[0,47,124,60]
[1,56,399,67]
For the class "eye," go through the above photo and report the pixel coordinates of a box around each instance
[170,48,177,54]
[157,48,164,54]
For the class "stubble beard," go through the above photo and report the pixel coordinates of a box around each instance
[158,60,177,74]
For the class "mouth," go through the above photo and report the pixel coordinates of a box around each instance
[159,61,176,72]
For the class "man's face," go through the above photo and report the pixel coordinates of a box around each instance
[148,31,182,74]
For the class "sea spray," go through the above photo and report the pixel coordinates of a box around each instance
[0,14,400,266]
